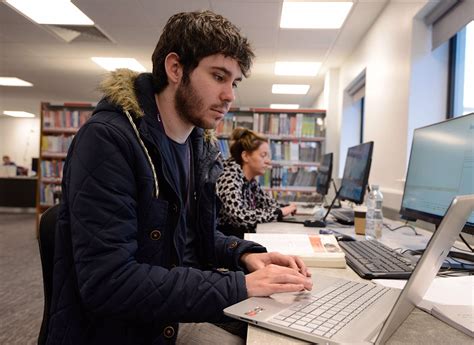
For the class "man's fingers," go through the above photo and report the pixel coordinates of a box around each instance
[268,252,300,271]
[267,265,313,290]
[269,283,305,294]
[291,255,311,277]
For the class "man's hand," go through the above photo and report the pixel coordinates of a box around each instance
[244,264,313,297]
[241,252,311,277]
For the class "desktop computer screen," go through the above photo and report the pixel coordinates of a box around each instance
[338,141,374,205]
[400,113,473,234]
[31,157,39,173]
[316,153,333,196]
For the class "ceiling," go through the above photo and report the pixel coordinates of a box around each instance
[0,0,388,117]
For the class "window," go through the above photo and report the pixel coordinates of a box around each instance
[449,20,473,117]
[339,71,365,177]
[359,96,365,143]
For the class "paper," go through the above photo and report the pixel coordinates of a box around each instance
[374,276,473,306]
[374,276,474,336]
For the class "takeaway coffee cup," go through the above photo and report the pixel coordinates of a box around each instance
[354,206,367,235]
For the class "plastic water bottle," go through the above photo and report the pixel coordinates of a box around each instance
[365,185,383,240]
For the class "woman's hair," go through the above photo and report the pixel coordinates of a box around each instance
[229,127,268,165]
[152,10,255,93]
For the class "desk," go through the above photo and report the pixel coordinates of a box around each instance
[246,220,472,344]
[0,177,37,208]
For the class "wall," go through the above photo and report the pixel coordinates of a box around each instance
[0,117,40,173]
[321,1,449,211]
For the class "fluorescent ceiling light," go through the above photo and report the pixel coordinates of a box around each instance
[3,111,35,118]
[91,57,146,72]
[270,104,300,109]
[272,84,310,95]
[0,77,33,87]
[275,61,321,76]
[6,0,94,25]
[280,1,353,29]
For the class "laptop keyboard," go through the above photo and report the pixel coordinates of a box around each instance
[339,240,416,279]
[269,280,390,338]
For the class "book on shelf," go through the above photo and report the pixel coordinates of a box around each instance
[244,233,346,268]
[38,103,94,218]
[290,142,299,161]
[258,167,317,188]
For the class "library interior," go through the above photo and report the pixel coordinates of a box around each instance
[1,1,473,345]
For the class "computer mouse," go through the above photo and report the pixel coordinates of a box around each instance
[319,229,355,241]
[303,219,326,227]
[334,233,356,242]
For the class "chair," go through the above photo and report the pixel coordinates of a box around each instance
[37,204,60,345]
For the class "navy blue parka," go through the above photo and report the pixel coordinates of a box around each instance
[46,69,266,345]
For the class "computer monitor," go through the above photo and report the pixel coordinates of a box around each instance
[400,113,473,235]
[31,157,39,173]
[316,153,333,196]
[338,141,374,205]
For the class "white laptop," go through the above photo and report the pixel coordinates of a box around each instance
[294,202,321,216]
[224,195,473,345]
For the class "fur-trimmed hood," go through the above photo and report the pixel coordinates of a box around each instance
[98,68,216,142]
[98,69,144,118]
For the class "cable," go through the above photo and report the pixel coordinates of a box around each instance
[459,233,474,252]
[452,245,473,253]
[383,222,420,236]
[437,270,473,277]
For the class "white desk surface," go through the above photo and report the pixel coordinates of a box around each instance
[246,219,473,344]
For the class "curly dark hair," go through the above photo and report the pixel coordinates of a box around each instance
[229,127,268,166]
[152,10,255,93]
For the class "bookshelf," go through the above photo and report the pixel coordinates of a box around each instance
[216,108,326,202]
[36,102,94,226]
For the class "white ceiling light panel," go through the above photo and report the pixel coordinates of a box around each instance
[280,1,353,29]
[6,0,94,25]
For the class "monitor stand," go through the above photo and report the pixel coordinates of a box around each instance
[323,179,341,208]
[311,186,343,227]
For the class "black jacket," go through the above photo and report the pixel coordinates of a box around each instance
[46,70,266,345]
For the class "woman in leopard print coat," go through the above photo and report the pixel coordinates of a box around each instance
[216,128,296,238]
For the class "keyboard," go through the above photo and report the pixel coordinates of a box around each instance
[338,240,417,279]
[330,208,354,225]
[269,280,390,338]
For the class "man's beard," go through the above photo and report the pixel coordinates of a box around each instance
[175,77,214,129]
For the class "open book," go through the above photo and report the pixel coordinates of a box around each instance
[244,233,346,268]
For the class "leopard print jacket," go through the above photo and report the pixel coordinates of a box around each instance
[216,158,280,230]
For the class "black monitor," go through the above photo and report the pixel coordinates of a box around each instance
[31,157,39,173]
[316,153,333,196]
[400,113,473,235]
[338,141,374,205]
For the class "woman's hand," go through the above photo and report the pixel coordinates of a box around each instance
[281,204,297,216]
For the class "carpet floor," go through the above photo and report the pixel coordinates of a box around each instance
[0,213,43,345]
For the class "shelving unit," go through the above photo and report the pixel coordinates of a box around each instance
[36,102,94,226]
[216,108,326,202]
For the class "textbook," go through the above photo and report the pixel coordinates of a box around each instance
[244,233,346,268]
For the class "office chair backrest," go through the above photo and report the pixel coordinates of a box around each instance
[37,204,60,345]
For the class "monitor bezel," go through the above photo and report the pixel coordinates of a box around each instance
[399,113,474,235]
[316,153,333,196]
[338,141,374,205]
